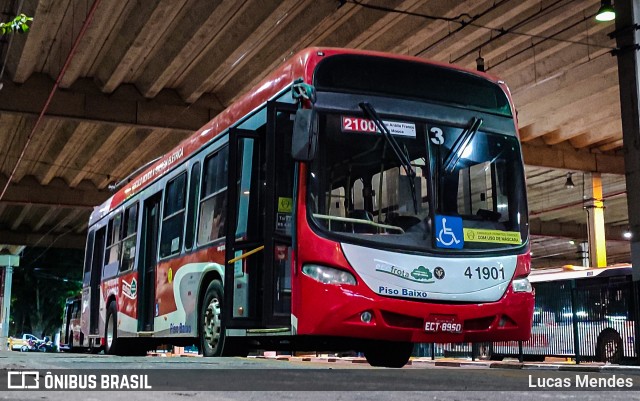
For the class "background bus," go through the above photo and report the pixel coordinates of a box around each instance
[490,264,637,363]
[73,47,534,367]
[60,295,82,351]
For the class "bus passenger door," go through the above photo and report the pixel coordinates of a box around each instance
[225,128,263,329]
[225,102,297,331]
[89,228,105,335]
[263,102,296,327]
[138,192,161,332]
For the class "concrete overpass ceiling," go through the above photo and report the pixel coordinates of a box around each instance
[0,0,630,267]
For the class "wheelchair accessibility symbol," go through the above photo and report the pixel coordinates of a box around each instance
[435,215,463,249]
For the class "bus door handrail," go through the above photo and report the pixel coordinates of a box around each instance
[227,245,265,264]
[312,213,404,233]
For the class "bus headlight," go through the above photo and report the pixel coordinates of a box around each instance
[302,264,356,286]
[512,277,532,292]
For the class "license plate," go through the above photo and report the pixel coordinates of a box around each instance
[425,315,462,333]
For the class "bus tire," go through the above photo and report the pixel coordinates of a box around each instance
[104,301,121,355]
[364,341,413,368]
[597,330,623,364]
[200,280,226,357]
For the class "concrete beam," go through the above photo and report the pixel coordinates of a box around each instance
[0,175,110,209]
[215,0,340,106]
[570,123,621,149]
[0,74,219,131]
[389,1,487,56]
[420,1,537,62]
[530,218,628,241]
[453,0,595,69]
[95,0,188,93]
[178,0,302,104]
[518,86,620,141]
[517,70,618,128]
[512,52,617,106]
[32,208,61,232]
[0,229,85,249]
[521,143,624,174]
[58,0,134,88]
[137,0,242,98]
[8,0,60,83]
[10,204,32,231]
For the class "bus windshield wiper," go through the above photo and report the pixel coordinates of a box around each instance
[443,117,483,173]
[359,102,418,214]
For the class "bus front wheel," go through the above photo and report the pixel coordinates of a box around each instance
[364,341,413,368]
[200,280,225,357]
[597,330,623,364]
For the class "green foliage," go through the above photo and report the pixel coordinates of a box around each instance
[9,248,83,338]
[0,14,33,35]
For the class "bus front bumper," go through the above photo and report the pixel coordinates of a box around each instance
[296,277,534,343]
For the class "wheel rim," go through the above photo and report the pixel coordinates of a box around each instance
[106,313,114,349]
[203,297,222,352]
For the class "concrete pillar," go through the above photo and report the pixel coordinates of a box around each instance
[584,173,607,267]
[0,265,14,350]
[0,254,19,350]
[615,0,640,280]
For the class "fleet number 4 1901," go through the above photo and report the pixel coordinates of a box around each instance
[464,266,505,280]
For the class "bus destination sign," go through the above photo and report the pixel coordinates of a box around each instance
[341,116,416,137]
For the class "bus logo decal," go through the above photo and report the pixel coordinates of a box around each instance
[122,278,137,300]
[411,266,432,281]
[375,260,435,284]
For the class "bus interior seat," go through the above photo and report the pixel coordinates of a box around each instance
[386,212,421,231]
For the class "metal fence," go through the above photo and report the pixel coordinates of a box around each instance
[413,280,640,364]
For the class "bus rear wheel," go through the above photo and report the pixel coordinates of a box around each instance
[200,280,225,357]
[364,341,413,368]
[597,330,623,364]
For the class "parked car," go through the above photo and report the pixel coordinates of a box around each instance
[8,334,41,352]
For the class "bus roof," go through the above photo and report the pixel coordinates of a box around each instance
[89,47,510,226]
[528,264,632,283]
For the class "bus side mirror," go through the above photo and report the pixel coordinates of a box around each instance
[291,108,318,162]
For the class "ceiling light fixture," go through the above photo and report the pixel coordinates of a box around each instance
[624,231,632,239]
[476,50,485,72]
[565,172,575,189]
[595,0,616,22]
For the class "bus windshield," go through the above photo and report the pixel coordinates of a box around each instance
[307,112,528,252]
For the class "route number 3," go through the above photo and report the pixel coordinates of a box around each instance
[429,127,444,145]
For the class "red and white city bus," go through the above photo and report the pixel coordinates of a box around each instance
[74,47,534,367]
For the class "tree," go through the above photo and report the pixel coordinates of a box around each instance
[10,248,82,338]
[0,14,33,35]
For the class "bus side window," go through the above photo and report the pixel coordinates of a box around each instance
[103,212,122,278]
[198,147,228,244]
[184,162,201,250]
[73,300,81,319]
[83,230,95,286]
[160,172,187,258]
[120,203,138,271]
